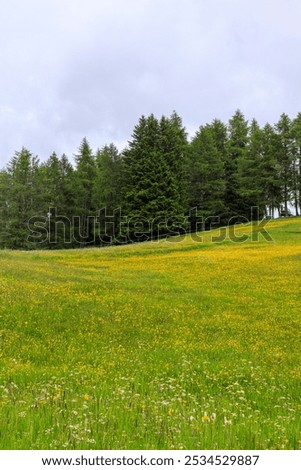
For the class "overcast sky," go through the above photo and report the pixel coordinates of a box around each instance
[0,0,301,167]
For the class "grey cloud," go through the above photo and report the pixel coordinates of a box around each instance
[1,0,301,166]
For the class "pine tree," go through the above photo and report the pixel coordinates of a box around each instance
[237,119,266,217]
[94,144,121,210]
[275,114,294,216]
[122,114,185,241]
[159,112,189,212]
[93,143,122,243]
[188,125,225,229]
[38,152,74,246]
[225,110,249,220]
[209,119,228,163]
[2,148,40,249]
[0,169,10,248]
[261,124,282,217]
[73,138,97,245]
[291,113,301,215]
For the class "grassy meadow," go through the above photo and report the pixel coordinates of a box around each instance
[0,217,300,450]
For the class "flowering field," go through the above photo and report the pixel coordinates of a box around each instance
[0,218,300,449]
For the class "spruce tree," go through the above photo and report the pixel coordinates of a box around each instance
[291,113,301,215]
[0,169,10,248]
[159,112,189,212]
[209,119,228,163]
[237,119,266,217]
[93,143,122,243]
[38,152,74,246]
[225,110,249,220]
[73,138,97,244]
[188,125,225,228]
[122,114,185,241]
[260,124,282,217]
[2,148,40,249]
[275,114,294,216]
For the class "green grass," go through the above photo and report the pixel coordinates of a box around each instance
[0,217,300,449]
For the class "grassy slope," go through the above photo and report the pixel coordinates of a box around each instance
[0,217,300,449]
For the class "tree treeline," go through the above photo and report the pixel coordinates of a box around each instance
[0,110,300,249]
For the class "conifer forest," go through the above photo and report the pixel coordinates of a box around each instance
[0,110,300,249]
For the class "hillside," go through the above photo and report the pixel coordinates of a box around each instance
[0,217,300,449]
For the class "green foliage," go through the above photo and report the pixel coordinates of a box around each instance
[224,110,250,219]
[0,148,40,249]
[1,110,301,249]
[93,144,122,243]
[39,153,75,248]
[122,113,187,240]
[188,125,225,225]
[291,113,301,215]
[73,138,97,244]
[274,114,295,216]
